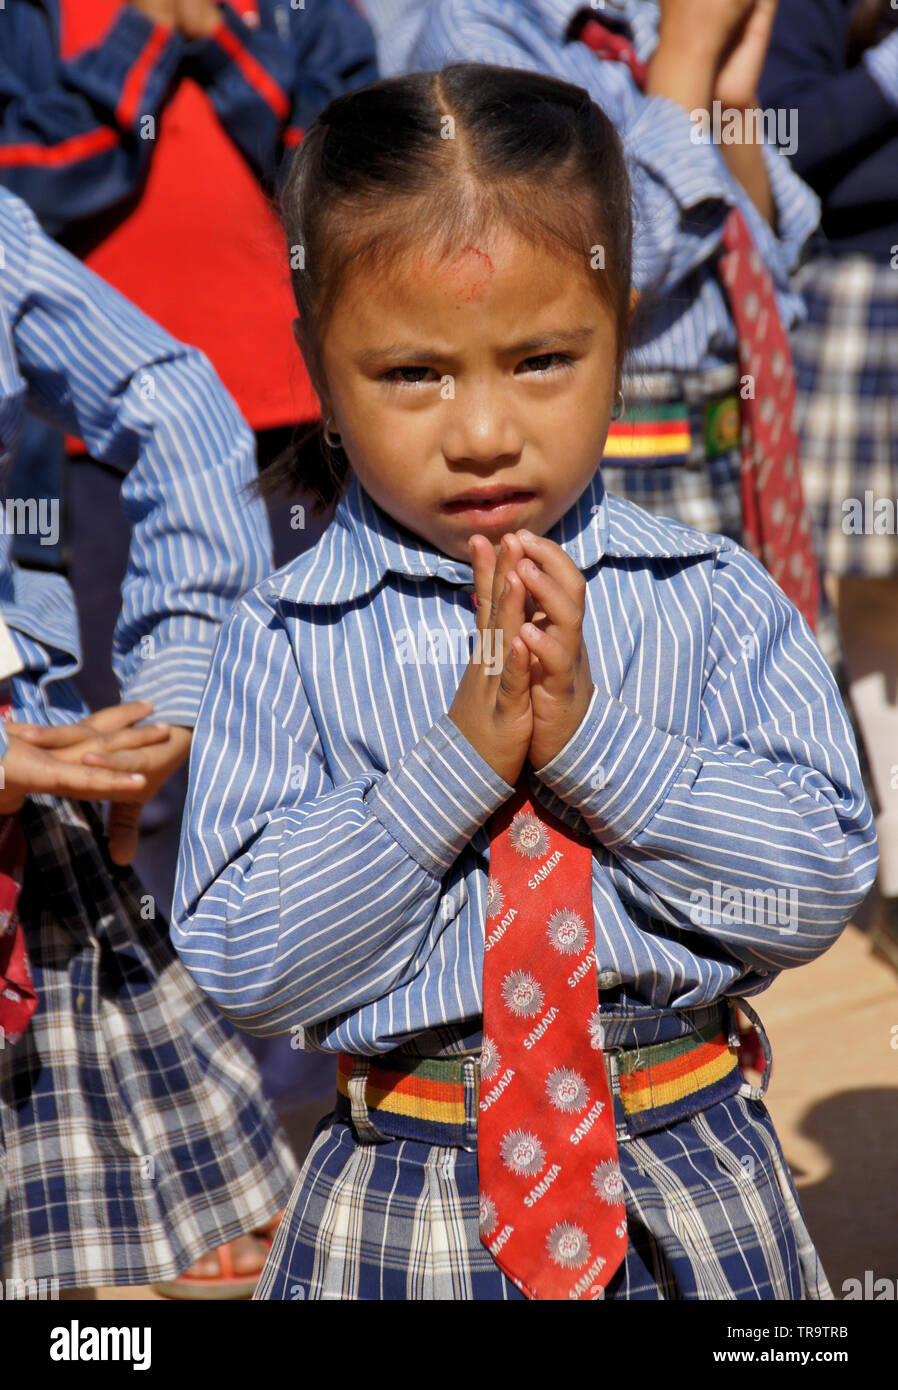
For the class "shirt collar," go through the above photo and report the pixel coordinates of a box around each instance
[271,467,717,608]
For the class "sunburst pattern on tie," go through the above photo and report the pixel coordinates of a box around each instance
[478,778,627,1300]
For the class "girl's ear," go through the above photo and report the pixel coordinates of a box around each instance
[627,286,640,325]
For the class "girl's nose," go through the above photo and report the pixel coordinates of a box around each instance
[442,393,523,465]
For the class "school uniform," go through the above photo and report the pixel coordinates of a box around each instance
[0,188,298,1288]
[762,0,898,579]
[172,468,877,1299]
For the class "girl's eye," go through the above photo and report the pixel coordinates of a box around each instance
[519,353,572,375]
[382,366,435,387]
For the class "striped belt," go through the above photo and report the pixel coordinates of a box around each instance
[602,391,742,469]
[335,1012,745,1149]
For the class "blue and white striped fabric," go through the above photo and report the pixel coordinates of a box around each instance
[383,0,821,374]
[0,186,272,756]
[171,468,878,1055]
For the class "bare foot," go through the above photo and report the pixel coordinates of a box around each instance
[183,1233,269,1280]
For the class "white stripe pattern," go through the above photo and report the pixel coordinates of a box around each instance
[0,187,272,754]
[171,468,878,1053]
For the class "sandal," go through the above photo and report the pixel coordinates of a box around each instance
[152,1210,286,1300]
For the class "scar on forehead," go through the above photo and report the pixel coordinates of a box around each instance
[445,244,495,302]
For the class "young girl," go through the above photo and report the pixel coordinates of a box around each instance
[170,63,877,1300]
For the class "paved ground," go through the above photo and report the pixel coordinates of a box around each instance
[85,914,898,1302]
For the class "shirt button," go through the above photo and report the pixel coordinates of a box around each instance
[75,992,86,1010]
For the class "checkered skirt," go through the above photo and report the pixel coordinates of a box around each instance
[0,792,298,1288]
[254,1091,832,1301]
[791,253,898,578]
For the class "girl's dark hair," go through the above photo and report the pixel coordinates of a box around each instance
[252,62,633,515]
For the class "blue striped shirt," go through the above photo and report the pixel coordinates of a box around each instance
[171,470,877,1055]
[0,187,272,757]
[371,0,822,374]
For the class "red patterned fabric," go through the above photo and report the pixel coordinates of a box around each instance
[478,778,627,1300]
[577,15,820,630]
[0,702,35,1045]
[719,210,819,629]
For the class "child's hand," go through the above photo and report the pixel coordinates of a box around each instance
[12,703,192,864]
[6,700,171,764]
[0,732,147,815]
[82,725,193,866]
[648,0,757,112]
[175,0,222,39]
[447,532,534,787]
[512,532,595,773]
[712,0,778,110]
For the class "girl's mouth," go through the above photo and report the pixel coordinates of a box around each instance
[441,489,536,524]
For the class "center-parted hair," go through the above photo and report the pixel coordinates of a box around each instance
[255,62,634,515]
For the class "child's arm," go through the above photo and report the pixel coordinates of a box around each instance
[530,544,878,978]
[0,4,184,238]
[170,585,516,1037]
[184,0,378,183]
[0,187,271,737]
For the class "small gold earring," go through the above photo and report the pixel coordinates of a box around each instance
[610,390,625,421]
[323,415,342,448]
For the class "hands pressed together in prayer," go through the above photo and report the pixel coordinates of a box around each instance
[448,530,595,787]
[1,702,191,865]
[130,0,222,40]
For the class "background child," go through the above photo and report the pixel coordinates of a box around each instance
[171,64,877,1300]
[0,187,298,1297]
[761,0,898,972]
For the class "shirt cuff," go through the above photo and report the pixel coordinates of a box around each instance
[118,641,216,728]
[531,685,692,846]
[760,140,821,271]
[365,710,515,879]
[623,94,732,210]
[863,30,898,110]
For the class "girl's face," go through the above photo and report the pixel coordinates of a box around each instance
[307,224,635,562]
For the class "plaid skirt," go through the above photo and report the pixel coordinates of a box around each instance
[0,792,299,1288]
[791,253,898,578]
[255,1011,831,1301]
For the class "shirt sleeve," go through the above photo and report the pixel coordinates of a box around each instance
[0,188,271,726]
[529,546,878,975]
[184,0,378,183]
[170,585,514,1036]
[0,6,183,237]
[862,30,898,109]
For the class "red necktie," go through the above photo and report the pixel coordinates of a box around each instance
[0,701,35,1046]
[577,15,820,631]
[478,776,627,1300]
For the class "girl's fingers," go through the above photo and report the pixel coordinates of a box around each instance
[9,724,101,747]
[75,700,156,733]
[516,532,588,599]
[515,559,581,650]
[32,761,147,801]
[517,621,568,677]
[9,713,166,748]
